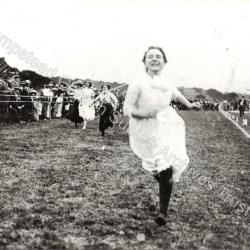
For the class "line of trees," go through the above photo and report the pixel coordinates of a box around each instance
[195,88,244,102]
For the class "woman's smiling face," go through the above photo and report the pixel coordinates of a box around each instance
[144,48,166,74]
[102,85,109,92]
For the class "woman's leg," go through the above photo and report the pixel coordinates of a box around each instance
[101,130,105,136]
[99,106,106,136]
[83,120,87,129]
[153,173,160,183]
[156,167,173,226]
[99,120,105,136]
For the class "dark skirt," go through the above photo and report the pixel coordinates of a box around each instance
[99,103,114,133]
[66,100,83,123]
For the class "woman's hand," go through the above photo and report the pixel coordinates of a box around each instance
[188,102,201,109]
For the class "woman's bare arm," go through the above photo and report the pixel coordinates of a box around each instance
[173,87,201,109]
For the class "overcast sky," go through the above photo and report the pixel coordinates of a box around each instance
[0,0,250,92]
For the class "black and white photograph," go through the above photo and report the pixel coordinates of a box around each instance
[0,0,249,249]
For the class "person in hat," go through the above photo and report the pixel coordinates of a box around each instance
[93,84,118,136]
[53,91,64,118]
[25,80,32,85]
[41,83,54,119]
[238,95,247,119]
[123,46,201,226]
[66,81,84,128]
[29,89,37,95]
[8,75,21,89]
[0,78,9,93]
[8,87,21,123]
[0,79,11,122]
[48,80,54,87]
[73,81,84,101]
[78,81,95,129]
[20,80,32,96]
[29,89,41,121]
[18,81,33,122]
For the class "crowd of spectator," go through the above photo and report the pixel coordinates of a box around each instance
[0,69,249,123]
[222,97,250,113]
[171,98,220,111]
[0,71,127,123]
[0,70,74,122]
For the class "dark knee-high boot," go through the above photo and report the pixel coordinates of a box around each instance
[101,129,105,136]
[156,167,173,226]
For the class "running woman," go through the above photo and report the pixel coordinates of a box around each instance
[123,46,201,225]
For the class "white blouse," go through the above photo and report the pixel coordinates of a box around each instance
[124,73,183,117]
[98,91,118,109]
[73,89,82,101]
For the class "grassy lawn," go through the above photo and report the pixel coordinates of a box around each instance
[0,111,249,250]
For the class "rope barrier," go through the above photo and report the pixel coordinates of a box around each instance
[0,83,128,98]
[0,101,74,103]
[0,94,72,99]
[0,84,128,107]
[110,83,128,92]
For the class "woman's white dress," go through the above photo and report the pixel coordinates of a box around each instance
[79,88,95,121]
[54,96,63,118]
[123,72,189,182]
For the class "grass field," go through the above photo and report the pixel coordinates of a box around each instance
[0,111,249,250]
